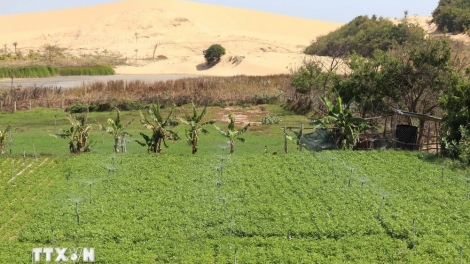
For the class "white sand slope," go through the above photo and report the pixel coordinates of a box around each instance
[0,0,343,76]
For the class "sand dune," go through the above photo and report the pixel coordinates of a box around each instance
[0,0,343,76]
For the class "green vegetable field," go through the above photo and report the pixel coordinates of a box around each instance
[1,149,469,263]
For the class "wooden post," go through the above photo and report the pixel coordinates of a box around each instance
[391,113,397,149]
[284,127,288,154]
[435,121,439,154]
[60,99,64,109]
[383,115,388,138]
[1,101,3,111]
[299,123,304,151]
[13,101,16,112]
[29,100,32,110]
[427,123,431,153]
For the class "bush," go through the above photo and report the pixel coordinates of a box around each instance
[58,65,115,76]
[67,103,89,113]
[203,44,226,64]
[304,15,425,58]
[432,0,470,33]
[261,114,282,124]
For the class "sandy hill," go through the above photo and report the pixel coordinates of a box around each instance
[0,0,343,76]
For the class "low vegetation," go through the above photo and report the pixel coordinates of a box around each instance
[1,149,470,262]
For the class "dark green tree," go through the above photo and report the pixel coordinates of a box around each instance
[432,0,470,33]
[439,72,470,164]
[305,15,425,58]
[335,52,388,117]
[336,37,455,147]
[203,44,225,64]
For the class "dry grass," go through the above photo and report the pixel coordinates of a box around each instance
[0,75,297,111]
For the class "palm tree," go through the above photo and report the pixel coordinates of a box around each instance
[214,113,250,154]
[12,42,17,53]
[179,103,215,154]
[103,107,134,153]
[136,103,179,153]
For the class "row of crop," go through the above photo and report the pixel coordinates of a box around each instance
[0,157,60,246]
[6,151,468,262]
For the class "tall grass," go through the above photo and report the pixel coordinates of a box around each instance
[0,65,114,78]
[0,75,296,111]
[0,66,58,78]
[58,65,114,76]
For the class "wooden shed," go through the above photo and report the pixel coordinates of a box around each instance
[383,109,442,152]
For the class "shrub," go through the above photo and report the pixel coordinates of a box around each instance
[67,103,89,113]
[203,44,226,64]
[432,0,470,33]
[261,114,282,124]
[304,15,425,58]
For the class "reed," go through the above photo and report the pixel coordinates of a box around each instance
[0,75,296,111]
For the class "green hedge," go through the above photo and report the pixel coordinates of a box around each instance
[58,65,115,76]
[0,66,58,78]
[0,65,114,78]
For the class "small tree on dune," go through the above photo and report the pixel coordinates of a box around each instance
[203,44,226,65]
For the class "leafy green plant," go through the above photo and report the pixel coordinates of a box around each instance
[179,103,215,154]
[203,44,226,64]
[0,124,11,154]
[102,107,134,153]
[54,110,94,153]
[214,113,250,154]
[135,132,153,153]
[136,103,179,153]
[310,96,369,149]
[261,114,282,124]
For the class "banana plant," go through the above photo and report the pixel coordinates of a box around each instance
[136,103,179,153]
[214,113,250,154]
[102,107,134,153]
[136,132,154,153]
[179,103,215,154]
[310,96,369,149]
[54,110,94,153]
[0,124,11,154]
